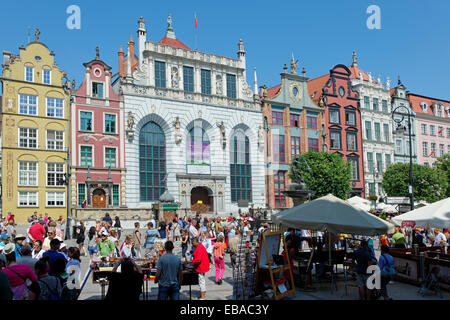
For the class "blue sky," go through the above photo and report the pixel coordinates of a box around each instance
[1,0,449,100]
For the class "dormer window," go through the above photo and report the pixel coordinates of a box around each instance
[92,82,104,99]
[430,104,435,114]
[420,102,428,113]
[436,104,442,117]
[446,107,450,117]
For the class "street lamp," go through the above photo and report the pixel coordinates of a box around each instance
[392,106,415,211]
[264,116,271,210]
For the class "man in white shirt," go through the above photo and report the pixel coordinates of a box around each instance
[434,229,447,246]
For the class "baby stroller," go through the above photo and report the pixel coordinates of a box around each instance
[418,266,443,298]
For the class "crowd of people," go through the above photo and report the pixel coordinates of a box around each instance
[0,212,80,300]
[0,211,261,301]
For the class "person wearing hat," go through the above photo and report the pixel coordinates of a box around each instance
[0,234,12,253]
[2,243,37,300]
[13,234,26,259]
[42,238,67,276]
[97,230,115,257]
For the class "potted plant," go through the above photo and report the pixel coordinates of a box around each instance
[368,194,378,201]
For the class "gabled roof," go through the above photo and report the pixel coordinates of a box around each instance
[159,37,190,50]
[307,73,329,105]
[266,84,281,100]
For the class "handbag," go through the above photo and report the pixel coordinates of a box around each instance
[380,255,396,277]
[6,267,29,300]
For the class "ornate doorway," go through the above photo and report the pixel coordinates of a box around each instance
[92,188,106,208]
[190,186,213,213]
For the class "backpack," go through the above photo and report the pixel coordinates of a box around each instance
[380,254,396,278]
[38,278,61,300]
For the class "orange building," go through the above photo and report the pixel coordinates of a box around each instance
[261,59,325,209]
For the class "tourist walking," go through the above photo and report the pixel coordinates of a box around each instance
[181,229,189,261]
[155,241,183,300]
[192,238,210,300]
[75,224,87,257]
[213,235,226,285]
[378,245,395,300]
[392,228,406,248]
[144,222,160,254]
[352,240,373,300]
[133,222,143,258]
[113,216,122,240]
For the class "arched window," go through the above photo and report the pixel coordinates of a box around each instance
[187,127,210,165]
[139,121,166,201]
[230,130,252,202]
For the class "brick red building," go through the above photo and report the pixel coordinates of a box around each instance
[308,64,365,197]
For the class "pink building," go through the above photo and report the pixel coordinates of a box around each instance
[70,48,125,209]
[409,93,450,167]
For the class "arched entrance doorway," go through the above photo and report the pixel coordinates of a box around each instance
[190,186,213,213]
[92,188,106,208]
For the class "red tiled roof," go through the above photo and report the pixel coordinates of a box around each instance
[408,93,450,118]
[159,37,190,50]
[307,73,329,105]
[266,84,281,99]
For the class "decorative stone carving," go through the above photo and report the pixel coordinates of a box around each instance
[217,121,226,149]
[198,111,202,118]
[83,136,89,142]
[173,116,182,144]
[126,111,135,141]
[216,75,223,95]
[171,66,179,88]
[258,126,265,150]
[152,105,156,113]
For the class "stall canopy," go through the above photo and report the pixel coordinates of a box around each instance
[346,195,372,212]
[273,194,394,236]
[392,197,450,229]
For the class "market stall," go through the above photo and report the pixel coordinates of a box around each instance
[273,194,394,293]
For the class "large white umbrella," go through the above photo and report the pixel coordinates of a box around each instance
[346,195,372,212]
[391,197,450,228]
[273,194,394,236]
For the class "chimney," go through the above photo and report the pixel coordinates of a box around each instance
[128,35,135,71]
[118,46,125,77]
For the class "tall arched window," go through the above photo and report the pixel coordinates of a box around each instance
[187,127,210,165]
[230,130,252,202]
[139,121,166,201]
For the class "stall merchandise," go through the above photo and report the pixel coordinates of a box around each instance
[232,234,257,300]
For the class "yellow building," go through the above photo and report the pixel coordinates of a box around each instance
[1,30,69,222]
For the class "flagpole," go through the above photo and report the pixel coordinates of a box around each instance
[194,12,198,50]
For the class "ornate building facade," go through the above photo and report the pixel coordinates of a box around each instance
[261,59,324,209]
[349,52,394,198]
[113,16,265,214]
[1,31,69,222]
[391,78,418,165]
[70,48,126,213]
[308,64,365,198]
[408,93,450,167]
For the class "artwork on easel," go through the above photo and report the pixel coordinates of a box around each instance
[259,232,281,267]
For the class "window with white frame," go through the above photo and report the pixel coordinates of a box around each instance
[43,69,51,84]
[18,191,38,207]
[19,94,37,115]
[104,114,116,134]
[46,192,65,207]
[420,102,428,113]
[440,144,444,157]
[25,66,34,82]
[395,139,403,154]
[105,147,117,168]
[92,82,104,98]
[18,161,37,186]
[438,126,444,137]
[430,125,435,135]
[431,143,436,157]
[47,130,64,150]
[422,142,428,157]
[46,98,64,118]
[421,124,427,135]
[47,163,65,186]
[19,128,37,148]
[329,109,340,124]
[447,128,450,139]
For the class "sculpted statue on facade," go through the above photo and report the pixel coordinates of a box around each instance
[171,66,179,89]
[217,121,226,149]
[216,75,223,95]
[173,116,182,144]
[258,126,265,149]
[127,111,135,131]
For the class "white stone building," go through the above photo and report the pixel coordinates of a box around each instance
[349,53,395,198]
[112,16,265,215]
